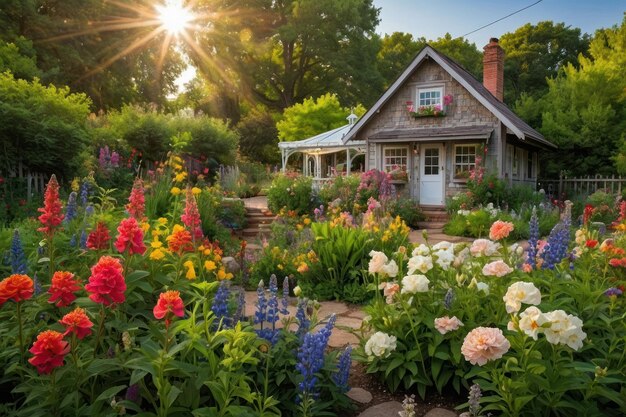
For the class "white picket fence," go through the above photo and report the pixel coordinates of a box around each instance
[538,174,626,198]
[5,161,48,201]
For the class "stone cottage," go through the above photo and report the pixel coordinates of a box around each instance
[342,38,556,206]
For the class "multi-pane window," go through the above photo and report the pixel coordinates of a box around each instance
[423,148,440,175]
[454,145,477,179]
[383,147,408,172]
[418,87,443,108]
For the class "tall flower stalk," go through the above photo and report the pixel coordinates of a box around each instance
[37,175,64,275]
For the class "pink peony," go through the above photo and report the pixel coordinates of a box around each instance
[470,239,500,257]
[482,260,513,277]
[489,221,514,241]
[434,316,464,335]
[461,327,510,366]
[378,282,400,304]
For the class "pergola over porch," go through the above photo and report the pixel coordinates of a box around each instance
[278,114,366,187]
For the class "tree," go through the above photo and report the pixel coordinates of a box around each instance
[516,17,626,177]
[188,0,383,111]
[0,38,40,80]
[500,21,590,105]
[377,32,482,88]
[236,106,280,165]
[0,0,185,110]
[0,72,91,179]
[276,93,365,141]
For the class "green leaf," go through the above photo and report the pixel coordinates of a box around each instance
[167,385,181,408]
[95,385,127,403]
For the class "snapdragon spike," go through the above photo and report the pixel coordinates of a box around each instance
[211,281,231,327]
[181,187,203,241]
[37,175,64,237]
[541,202,572,269]
[332,346,352,392]
[526,207,539,269]
[281,276,290,315]
[126,178,145,220]
[64,192,78,223]
[11,230,27,274]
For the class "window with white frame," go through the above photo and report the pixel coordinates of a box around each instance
[454,144,477,179]
[383,146,409,173]
[417,87,443,108]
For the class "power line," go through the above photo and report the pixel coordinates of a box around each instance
[459,0,543,38]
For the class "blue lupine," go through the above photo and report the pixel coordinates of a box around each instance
[281,276,290,315]
[332,346,352,393]
[79,229,88,250]
[85,204,94,217]
[266,275,280,326]
[69,234,77,247]
[296,314,336,400]
[79,181,90,206]
[33,273,42,295]
[295,298,310,339]
[444,288,454,310]
[541,203,572,270]
[10,230,27,274]
[211,281,231,327]
[64,192,78,223]
[233,288,246,323]
[527,207,539,269]
[255,280,267,325]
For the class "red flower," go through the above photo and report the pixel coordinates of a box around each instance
[181,187,203,240]
[0,274,34,306]
[37,175,64,236]
[609,257,626,268]
[114,217,146,255]
[86,222,111,250]
[166,225,194,254]
[48,271,81,307]
[59,307,93,339]
[85,256,126,306]
[583,204,594,226]
[153,290,184,326]
[126,178,145,220]
[585,239,598,249]
[28,330,70,374]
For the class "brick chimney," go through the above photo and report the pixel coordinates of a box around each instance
[483,37,505,101]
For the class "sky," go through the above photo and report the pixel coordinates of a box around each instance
[175,0,625,91]
[373,0,625,47]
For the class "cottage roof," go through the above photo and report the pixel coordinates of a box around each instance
[368,125,494,142]
[341,45,556,150]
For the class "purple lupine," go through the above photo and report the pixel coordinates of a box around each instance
[211,281,231,327]
[541,203,572,269]
[332,345,352,392]
[604,287,623,297]
[64,192,78,223]
[85,204,94,217]
[254,280,267,325]
[125,384,140,403]
[69,234,77,247]
[281,276,290,315]
[527,207,539,269]
[110,151,120,167]
[266,275,280,327]
[444,288,454,310]
[10,230,27,274]
[79,181,90,206]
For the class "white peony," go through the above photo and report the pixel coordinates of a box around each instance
[401,274,430,294]
[381,260,399,278]
[470,239,501,257]
[503,282,542,313]
[432,241,454,251]
[544,310,587,351]
[411,244,430,257]
[518,306,547,340]
[364,331,397,358]
[368,250,388,274]
[434,249,455,270]
[407,255,433,274]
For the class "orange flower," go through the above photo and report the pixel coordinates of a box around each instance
[0,274,34,306]
[153,290,184,326]
[28,330,70,374]
[489,220,514,241]
[59,307,93,339]
[37,175,64,236]
[48,271,81,307]
[85,256,126,306]
[114,217,146,255]
[166,225,194,254]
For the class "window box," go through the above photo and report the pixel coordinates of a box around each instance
[406,93,452,118]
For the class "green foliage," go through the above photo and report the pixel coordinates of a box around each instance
[317,174,362,213]
[267,173,314,214]
[277,93,366,141]
[0,39,40,80]
[0,72,91,179]
[466,174,508,208]
[236,106,280,164]
[388,197,424,229]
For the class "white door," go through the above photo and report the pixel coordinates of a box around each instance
[419,145,444,205]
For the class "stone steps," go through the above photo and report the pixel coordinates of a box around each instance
[242,206,276,239]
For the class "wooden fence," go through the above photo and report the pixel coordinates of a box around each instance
[538,174,626,199]
[4,161,48,201]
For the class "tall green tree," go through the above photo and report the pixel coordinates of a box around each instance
[0,0,185,110]
[516,17,626,177]
[0,38,40,79]
[188,0,383,112]
[236,106,280,164]
[276,93,365,141]
[500,21,590,105]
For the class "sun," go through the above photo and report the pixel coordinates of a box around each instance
[156,0,194,35]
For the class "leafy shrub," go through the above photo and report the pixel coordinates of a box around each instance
[388,197,424,228]
[267,173,314,214]
[317,174,361,213]
[586,190,618,225]
[467,173,508,207]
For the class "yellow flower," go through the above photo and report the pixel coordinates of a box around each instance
[157,217,168,225]
[151,239,163,249]
[303,218,311,225]
[152,229,162,237]
[192,187,202,195]
[174,172,187,182]
[171,186,181,196]
[203,249,212,256]
[150,248,165,260]
[277,264,284,270]
[141,222,150,233]
[296,224,303,231]
[198,245,205,252]
[183,260,196,280]
[71,178,80,192]
[214,254,222,262]
[204,260,217,271]
[217,268,233,280]
[297,262,309,273]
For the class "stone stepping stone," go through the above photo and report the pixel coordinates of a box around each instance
[424,408,458,417]
[328,329,359,348]
[347,387,372,404]
[357,401,403,417]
